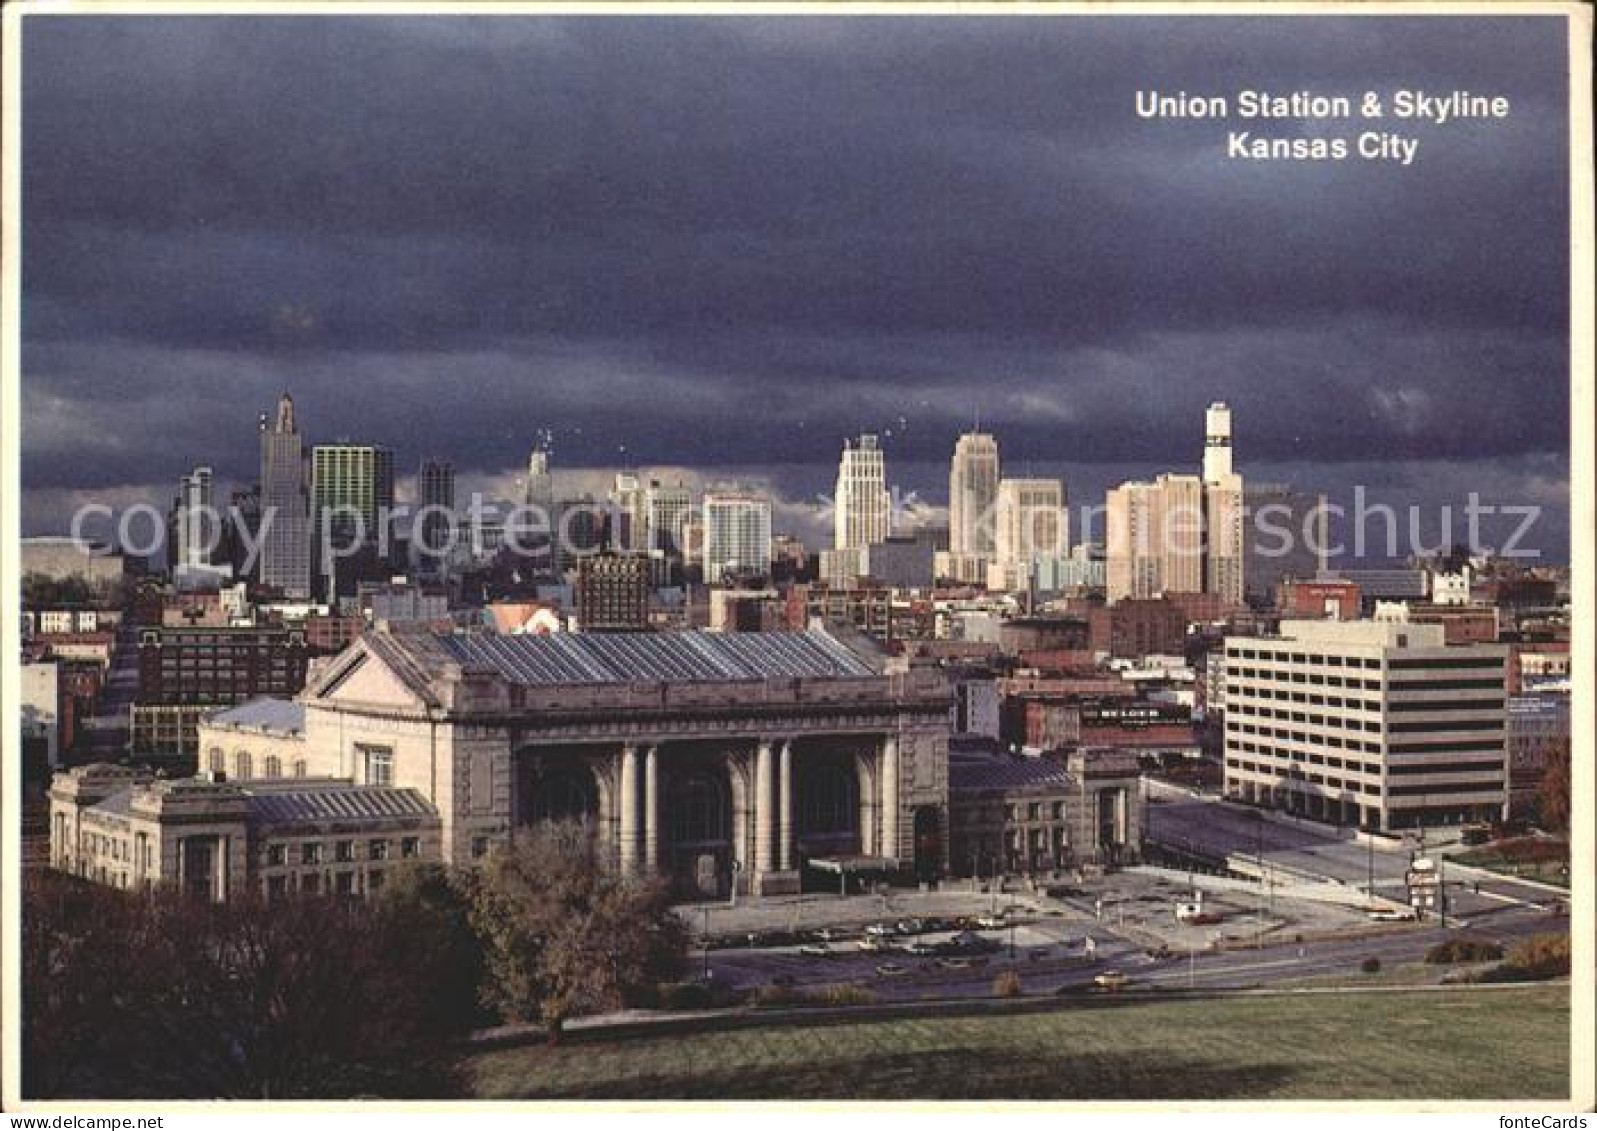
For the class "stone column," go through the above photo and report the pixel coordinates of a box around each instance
[754,739,774,877]
[879,735,899,861]
[618,744,639,875]
[778,740,794,872]
[643,745,659,875]
[856,754,876,857]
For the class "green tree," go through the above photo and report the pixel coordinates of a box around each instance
[468,822,689,1038]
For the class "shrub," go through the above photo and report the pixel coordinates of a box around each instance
[1425,938,1505,965]
[814,984,877,1007]
[656,982,712,1011]
[1503,933,1570,980]
[751,983,803,1008]
[1360,956,1382,974]
[993,969,1024,998]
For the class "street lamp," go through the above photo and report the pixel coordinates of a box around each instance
[701,905,711,981]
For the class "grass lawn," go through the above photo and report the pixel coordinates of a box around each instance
[467,985,1570,1101]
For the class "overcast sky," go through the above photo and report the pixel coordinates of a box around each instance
[20,13,1572,556]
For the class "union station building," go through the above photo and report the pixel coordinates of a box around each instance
[50,626,1143,901]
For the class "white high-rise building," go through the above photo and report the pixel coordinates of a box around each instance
[258,393,312,599]
[987,477,1067,592]
[174,465,216,578]
[702,491,772,584]
[1202,402,1245,605]
[645,479,696,562]
[610,473,647,552]
[948,431,999,584]
[524,448,553,510]
[832,433,891,583]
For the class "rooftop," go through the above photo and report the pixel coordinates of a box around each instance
[949,751,1073,793]
[401,627,880,686]
[207,697,306,735]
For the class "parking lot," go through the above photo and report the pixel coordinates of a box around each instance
[679,862,1471,1001]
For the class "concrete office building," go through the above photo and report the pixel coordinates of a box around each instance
[1222,619,1508,831]
[258,393,313,599]
[947,431,1000,584]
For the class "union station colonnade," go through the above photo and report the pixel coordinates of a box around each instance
[513,733,909,897]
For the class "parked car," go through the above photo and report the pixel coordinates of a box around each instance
[857,936,889,952]
[799,943,833,958]
[1093,970,1131,990]
[875,963,908,977]
[865,922,898,938]
[975,913,1007,929]
[1367,908,1417,922]
[903,941,937,957]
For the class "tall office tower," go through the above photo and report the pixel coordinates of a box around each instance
[172,465,216,578]
[610,472,647,552]
[988,477,1067,593]
[311,445,396,534]
[1222,619,1508,832]
[312,444,396,598]
[524,448,553,509]
[258,392,312,599]
[417,458,456,577]
[1105,473,1205,602]
[517,447,557,576]
[948,431,1000,584]
[1201,402,1245,605]
[645,478,695,584]
[832,433,891,583]
[702,491,773,584]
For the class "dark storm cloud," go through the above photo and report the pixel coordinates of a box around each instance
[20,12,1570,502]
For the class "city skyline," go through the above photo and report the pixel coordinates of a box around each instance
[19,15,1570,559]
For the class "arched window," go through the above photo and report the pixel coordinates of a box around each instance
[528,766,597,824]
[800,764,858,835]
[235,751,253,781]
[668,771,729,845]
[264,755,282,779]
[207,748,225,774]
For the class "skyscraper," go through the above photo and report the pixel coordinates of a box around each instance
[258,392,312,599]
[1202,402,1246,605]
[645,478,695,585]
[417,458,455,578]
[524,448,553,510]
[948,431,1000,584]
[610,472,647,553]
[1105,473,1205,601]
[831,433,891,583]
[702,491,772,584]
[312,443,396,598]
[172,465,216,580]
